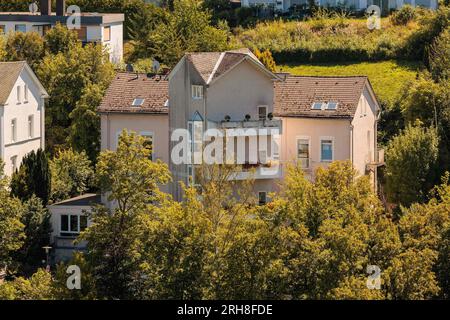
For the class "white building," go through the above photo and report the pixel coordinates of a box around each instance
[0,0,124,64]
[241,0,438,12]
[0,61,48,176]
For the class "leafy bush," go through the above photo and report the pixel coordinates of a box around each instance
[234,18,419,63]
[390,5,416,26]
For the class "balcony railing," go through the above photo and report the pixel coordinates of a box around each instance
[220,119,282,129]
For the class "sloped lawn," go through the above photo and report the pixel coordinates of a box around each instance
[279,60,423,105]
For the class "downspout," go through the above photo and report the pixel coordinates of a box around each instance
[0,106,4,162]
[350,122,354,166]
[40,96,46,149]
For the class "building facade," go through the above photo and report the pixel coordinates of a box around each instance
[50,48,383,261]
[0,0,124,63]
[241,0,438,12]
[0,61,48,176]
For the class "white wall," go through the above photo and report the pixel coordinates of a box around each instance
[351,87,378,178]
[1,70,44,176]
[102,22,123,64]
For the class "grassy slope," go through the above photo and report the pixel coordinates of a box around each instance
[279,60,424,105]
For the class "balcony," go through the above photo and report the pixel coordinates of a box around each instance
[220,119,282,130]
[366,149,385,171]
[229,161,282,180]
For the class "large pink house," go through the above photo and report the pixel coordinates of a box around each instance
[49,49,383,261]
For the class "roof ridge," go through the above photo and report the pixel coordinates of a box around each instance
[286,75,368,78]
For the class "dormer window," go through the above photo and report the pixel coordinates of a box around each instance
[192,85,203,100]
[326,102,338,110]
[132,98,145,106]
[312,102,323,110]
[311,102,338,110]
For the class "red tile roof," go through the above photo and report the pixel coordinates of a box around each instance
[98,72,168,114]
[99,72,371,119]
[273,75,369,118]
[186,49,262,84]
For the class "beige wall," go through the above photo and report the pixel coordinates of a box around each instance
[207,60,275,123]
[280,117,352,177]
[100,112,170,192]
[351,87,378,182]
[1,69,44,176]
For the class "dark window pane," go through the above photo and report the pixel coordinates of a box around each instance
[61,215,69,232]
[70,215,79,232]
[80,216,88,231]
[258,192,267,205]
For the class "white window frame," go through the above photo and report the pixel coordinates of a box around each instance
[191,85,203,100]
[15,24,26,33]
[140,131,154,161]
[311,102,324,110]
[296,136,311,169]
[326,102,338,110]
[103,26,111,42]
[11,118,17,143]
[320,136,334,163]
[132,98,145,106]
[60,214,88,236]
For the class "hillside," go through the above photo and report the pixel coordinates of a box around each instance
[280,60,423,105]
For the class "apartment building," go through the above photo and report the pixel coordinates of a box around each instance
[49,48,383,261]
[0,61,48,176]
[0,0,124,63]
[241,0,438,12]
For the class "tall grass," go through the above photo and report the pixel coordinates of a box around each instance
[233,17,420,63]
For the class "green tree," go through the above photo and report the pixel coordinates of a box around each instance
[80,130,171,299]
[429,28,450,81]
[0,269,54,300]
[4,31,45,68]
[0,36,6,61]
[0,161,25,272]
[52,252,97,300]
[36,42,114,155]
[50,148,94,203]
[44,23,79,55]
[398,173,450,298]
[14,196,52,275]
[10,149,51,205]
[146,0,229,66]
[259,161,401,299]
[254,48,277,72]
[385,124,439,207]
[68,84,104,162]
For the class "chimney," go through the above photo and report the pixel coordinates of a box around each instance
[40,0,51,16]
[56,0,66,16]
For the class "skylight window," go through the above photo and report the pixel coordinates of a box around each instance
[327,102,338,110]
[132,98,145,106]
[312,102,324,110]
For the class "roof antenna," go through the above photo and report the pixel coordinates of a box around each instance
[126,63,138,80]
